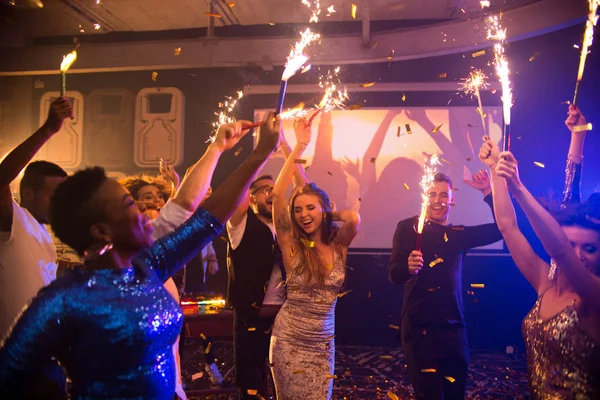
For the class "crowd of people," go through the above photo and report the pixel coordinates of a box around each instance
[0,98,598,400]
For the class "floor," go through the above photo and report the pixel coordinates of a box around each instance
[181,340,530,399]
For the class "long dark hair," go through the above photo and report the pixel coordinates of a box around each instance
[289,183,339,285]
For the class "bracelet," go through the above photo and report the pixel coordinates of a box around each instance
[297,140,310,146]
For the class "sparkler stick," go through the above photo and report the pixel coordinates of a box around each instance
[59,50,77,97]
[208,90,244,143]
[573,0,599,105]
[461,69,488,137]
[416,154,441,251]
[241,103,307,130]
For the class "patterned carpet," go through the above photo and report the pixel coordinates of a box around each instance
[181,340,530,399]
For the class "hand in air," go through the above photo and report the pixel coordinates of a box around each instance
[214,120,253,152]
[256,112,281,155]
[478,136,500,167]
[565,105,588,133]
[159,159,180,190]
[44,97,74,134]
[495,151,522,192]
[464,169,491,195]
[293,117,312,145]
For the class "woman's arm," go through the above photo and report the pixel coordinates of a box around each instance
[479,138,552,294]
[561,105,588,206]
[279,133,310,188]
[331,210,361,247]
[498,151,600,310]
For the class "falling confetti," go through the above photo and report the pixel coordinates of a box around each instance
[370,157,376,163]
[361,82,375,88]
[371,41,379,49]
[351,3,357,19]
[397,126,402,136]
[403,183,410,190]
[405,124,412,134]
[247,389,258,395]
[349,103,364,110]
[429,257,444,267]
[338,290,352,298]
[472,50,486,58]
[294,159,307,164]
[205,12,222,18]
[444,232,449,242]
[437,72,448,79]
[247,327,256,331]
[380,355,393,360]
[151,71,158,81]
[470,283,485,288]
[389,324,400,330]
[401,93,406,101]
[327,171,333,176]
[174,47,181,56]
[387,50,394,61]
[445,376,456,383]
[529,51,540,61]
[228,2,235,6]
[421,368,437,373]
[387,392,400,400]
[293,370,306,374]
[204,342,212,354]
[234,147,243,156]
[432,123,444,133]
[326,374,338,379]
[534,161,545,168]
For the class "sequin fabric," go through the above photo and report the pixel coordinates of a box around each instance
[561,158,582,207]
[522,291,600,399]
[269,246,345,400]
[0,208,223,399]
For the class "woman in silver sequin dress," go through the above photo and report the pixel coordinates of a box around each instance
[479,107,600,399]
[270,118,361,400]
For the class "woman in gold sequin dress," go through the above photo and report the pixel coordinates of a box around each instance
[270,118,361,399]
[479,107,600,399]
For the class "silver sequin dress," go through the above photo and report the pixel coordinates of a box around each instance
[269,248,345,400]
[522,289,600,399]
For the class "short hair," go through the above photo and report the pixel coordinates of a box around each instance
[250,174,274,192]
[49,167,108,255]
[119,174,172,201]
[20,161,67,195]
[433,172,452,188]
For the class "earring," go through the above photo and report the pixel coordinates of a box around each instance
[548,258,557,280]
[83,242,114,262]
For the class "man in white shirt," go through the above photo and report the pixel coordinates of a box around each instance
[0,97,72,398]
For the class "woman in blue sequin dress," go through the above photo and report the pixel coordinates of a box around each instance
[0,113,281,399]
[270,118,361,400]
[480,108,600,399]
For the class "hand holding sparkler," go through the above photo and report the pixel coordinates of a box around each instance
[59,50,77,97]
[211,120,254,153]
[408,250,424,276]
[565,105,591,133]
[293,117,312,146]
[255,112,282,156]
[495,151,523,193]
[479,136,501,168]
[43,97,74,135]
[416,154,441,251]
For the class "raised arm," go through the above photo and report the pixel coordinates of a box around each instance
[272,118,311,251]
[279,132,310,188]
[332,209,361,247]
[497,151,600,311]
[561,105,588,206]
[0,98,72,232]
[170,120,253,212]
[479,138,552,294]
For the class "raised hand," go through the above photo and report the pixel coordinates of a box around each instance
[159,159,180,190]
[464,169,491,196]
[478,135,500,167]
[565,105,587,133]
[293,117,312,145]
[213,120,253,152]
[44,97,74,134]
[408,250,424,276]
[256,112,281,155]
[495,151,522,193]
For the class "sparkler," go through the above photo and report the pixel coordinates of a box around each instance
[241,103,307,130]
[573,0,599,105]
[308,67,349,124]
[486,14,512,151]
[416,154,441,251]
[461,69,489,136]
[59,50,77,97]
[208,90,244,143]
[276,28,320,114]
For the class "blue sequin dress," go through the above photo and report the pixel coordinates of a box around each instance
[0,208,223,400]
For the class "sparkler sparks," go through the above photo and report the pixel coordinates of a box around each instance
[282,28,320,81]
[461,69,489,136]
[573,0,599,104]
[416,154,441,250]
[308,67,349,124]
[208,90,244,143]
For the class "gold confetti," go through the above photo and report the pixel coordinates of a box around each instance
[387,392,400,400]
[371,41,379,49]
[351,3,357,19]
[401,93,406,102]
[370,157,376,163]
[437,72,447,79]
[403,183,410,190]
[491,88,497,94]
[152,71,158,81]
[361,82,375,88]
[573,123,592,132]
[529,51,540,61]
[432,123,444,133]
[200,333,207,340]
[326,374,337,379]
[268,22,276,26]
[234,147,243,156]
[174,47,181,56]
[248,327,256,331]
[205,12,222,18]
[294,159,307,164]
[429,257,444,267]
[421,368,437,373]
[389,324,400,330]
[472,50,486,58]
[247,389,258,395]
[534,161,545,168]
[380,355,393,360]
[349,103,364,110]
[358,197,362,202]
[397,126,402,137]
[228,2,235,6]
[204,342,212,354]
[338,290,352,298]
[387,50,394,61]
[293,369,305,374]
[460,8,466,13]
[470,283,485,288]
[301,239,315,248]
[427,286,441,292]
[445,376,456,383]
[475,108,487,118]
[220,235,228,242]
[444,232,448,242]
[327,171,333,176]
[405,124,412,134]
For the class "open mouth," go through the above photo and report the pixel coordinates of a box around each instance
[266,198,273,206]
[301,219,313,230]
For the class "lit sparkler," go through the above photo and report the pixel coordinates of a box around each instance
[277,28,321,114]
[485,14,512,151]
[59,50,77,97]
[461,69,489,136]
[208,90,244,143]
[573,0,599,105]
[241,103,308,130]
[302,0,322,23]
[416,154,441,251]
[309,67,349,124]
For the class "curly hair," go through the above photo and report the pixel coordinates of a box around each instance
[119,174,173,202]
[540,192,600,233]
[289,183,340,286]
[49,167,109,256]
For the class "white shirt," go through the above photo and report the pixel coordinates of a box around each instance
[0,199,58,338]
[226,212,285,306]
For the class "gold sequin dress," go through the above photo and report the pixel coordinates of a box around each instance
[522,289,600,399]
[269,249,345,400]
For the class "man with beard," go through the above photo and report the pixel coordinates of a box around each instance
[388,171,502,399]
[226,133,308,399]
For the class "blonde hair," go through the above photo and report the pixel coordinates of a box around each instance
[289,183,339,286]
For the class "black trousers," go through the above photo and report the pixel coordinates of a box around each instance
[233,310,275,400]
[401,323,469,400]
